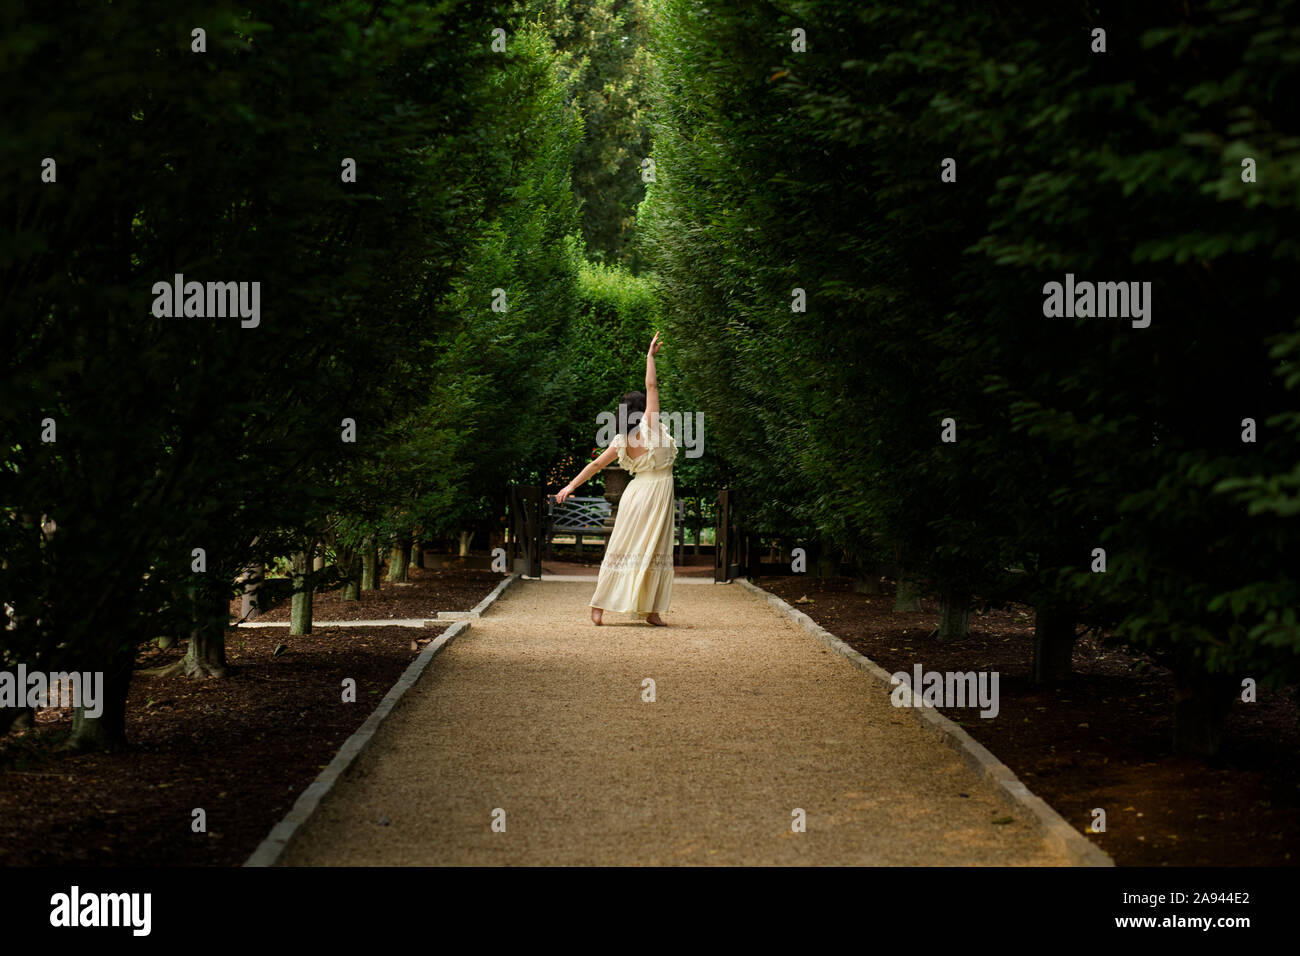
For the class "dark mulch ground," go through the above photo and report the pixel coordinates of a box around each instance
[0,624,450,866]
[758,573,1300,867]
[229,566,505,622]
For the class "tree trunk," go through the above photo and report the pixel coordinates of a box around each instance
[182,614,230,677]
[1031,604,1076,684]
[893,573,922,612]
[853,574,882,595]
[142,584,230,678]
[411,537,424,569]
[937,589,971,640]
[1172,649,1238,757]
[65,655,133,753]
[238,562,264,621]
[458,530,473,557]
[387,537,411,583]
[290,551,312,635]
[340,546,360,601]
[814,542,838,578]
[1,706,34,736]
[361,534,379,591]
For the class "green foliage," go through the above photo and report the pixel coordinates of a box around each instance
[555,257,652,488]
[387,22,585,540]
[4,0,1297,761]
[0,2,582,691]
[639,0,1300,703]
[526,0,655,270]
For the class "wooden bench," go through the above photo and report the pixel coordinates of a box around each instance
[546,495,685,565]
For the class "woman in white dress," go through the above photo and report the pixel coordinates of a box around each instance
[556,333,677,625]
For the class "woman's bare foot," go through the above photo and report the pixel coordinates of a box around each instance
[591,607,603,626]
[645,613,667,626]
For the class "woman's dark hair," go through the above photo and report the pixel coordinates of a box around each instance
[616,390,647,436]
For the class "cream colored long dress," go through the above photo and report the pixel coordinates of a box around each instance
[589,415,678,616]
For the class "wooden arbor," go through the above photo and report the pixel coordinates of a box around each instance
[507,485,544,577]
[714,488,753,582]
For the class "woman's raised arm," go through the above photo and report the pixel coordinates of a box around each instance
[645,332,661,429]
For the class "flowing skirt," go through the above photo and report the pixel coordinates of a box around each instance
[589,473,674,615]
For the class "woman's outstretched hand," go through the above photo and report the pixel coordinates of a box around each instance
[555,484,576,506]
[647,331,662,358]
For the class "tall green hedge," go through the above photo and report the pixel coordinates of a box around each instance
[0,1,585,747]
[639,0,1300,754]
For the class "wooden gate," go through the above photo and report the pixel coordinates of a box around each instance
[714,488,748,583]
[508,484,544,578]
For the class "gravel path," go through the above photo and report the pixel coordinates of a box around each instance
[280,579,1070,865]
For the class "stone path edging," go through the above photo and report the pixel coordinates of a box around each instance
[238,618,432,628]
[433,572,521,621]
[243,573,520,866]
[734,577,1113,867]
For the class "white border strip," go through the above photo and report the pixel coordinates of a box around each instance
[244,574,520,866]
[735,577,1113,867]
[465,573,518,617]
[240,619,432,628]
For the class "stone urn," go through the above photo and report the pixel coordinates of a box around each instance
[602,463,631,530]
